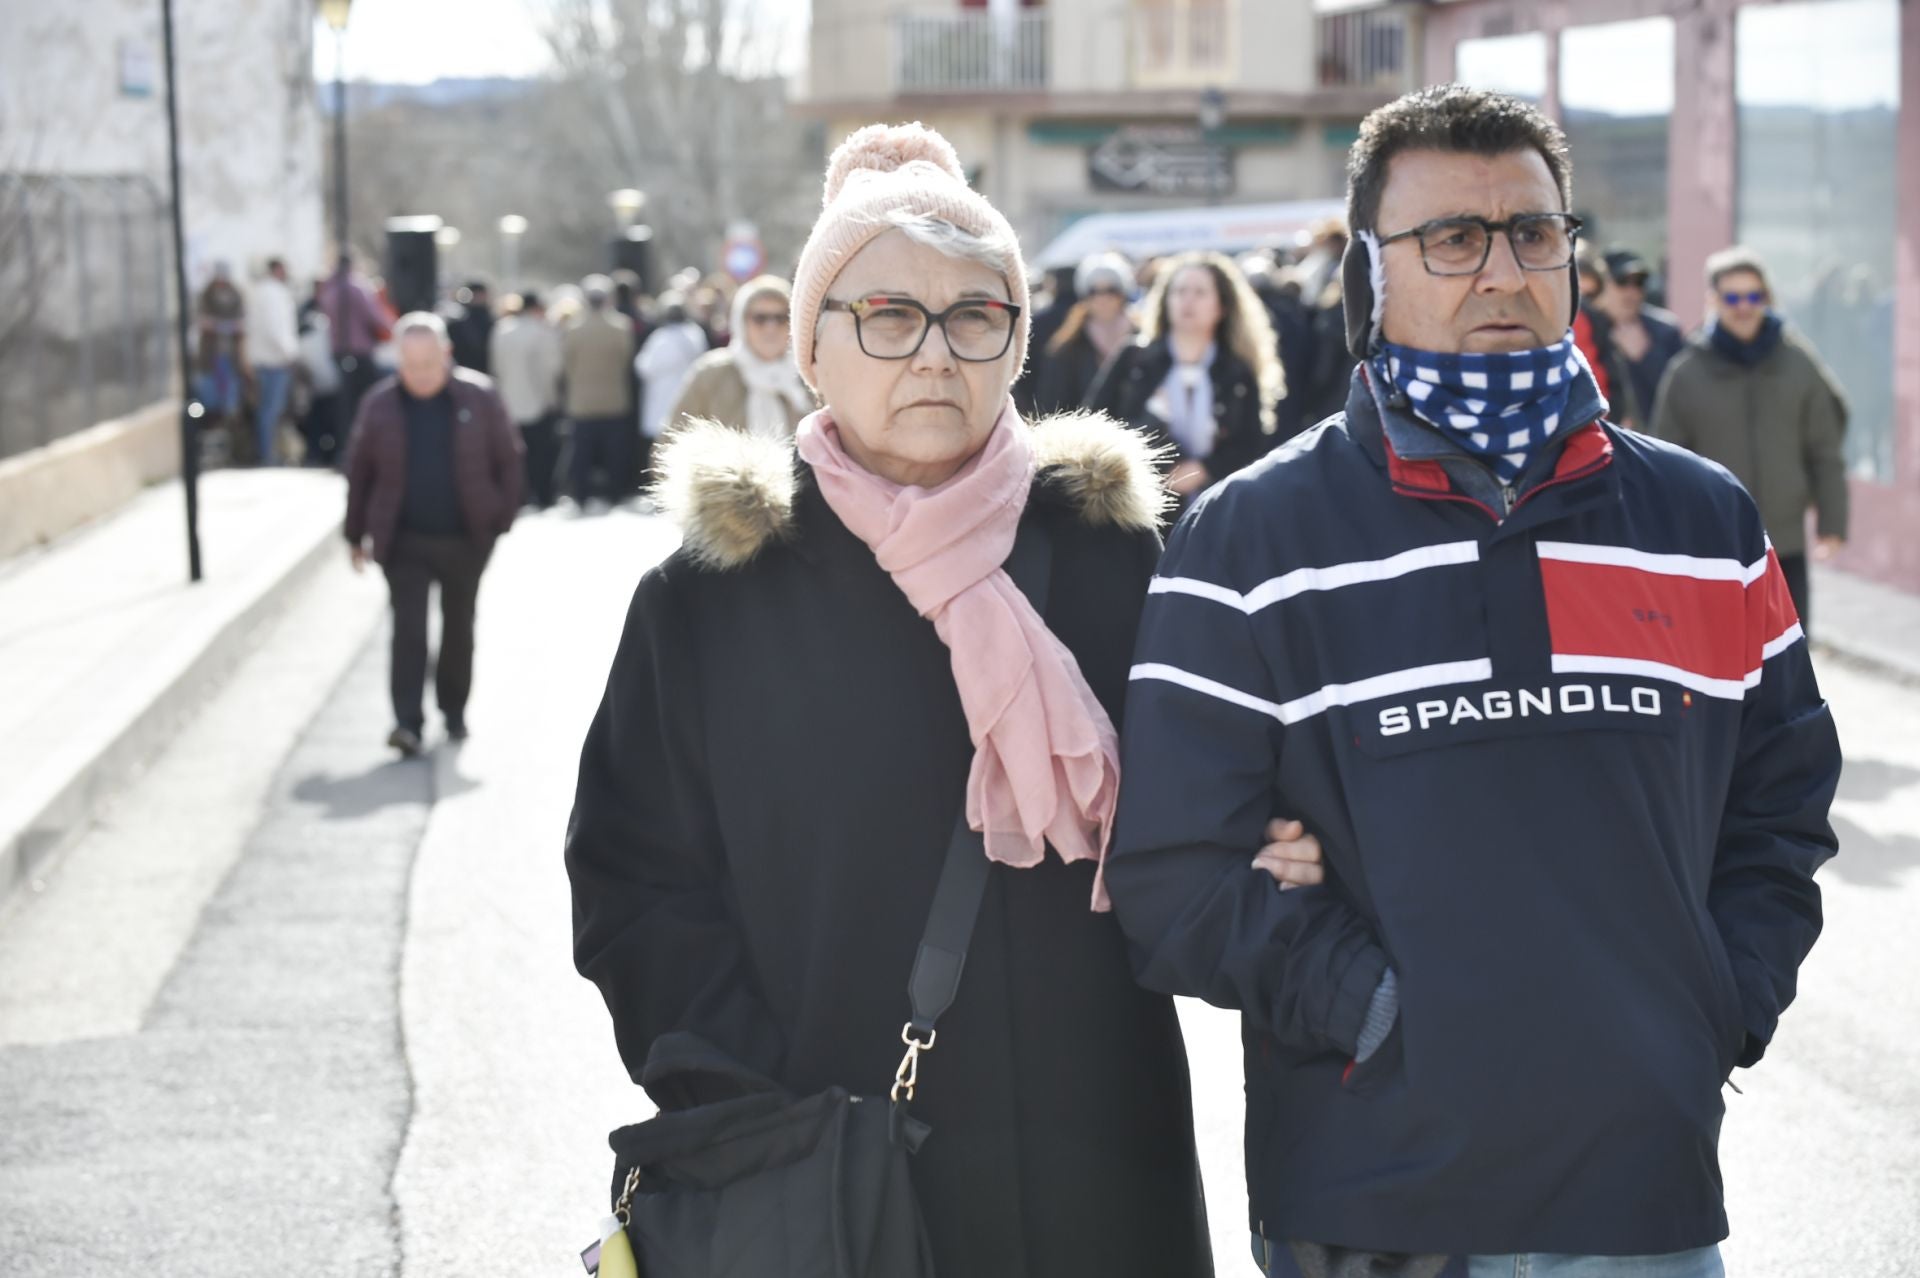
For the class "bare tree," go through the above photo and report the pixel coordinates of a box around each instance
[537,0,820,275]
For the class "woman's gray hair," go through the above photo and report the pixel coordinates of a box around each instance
[393,311,451,345]
[881,209,1020,280]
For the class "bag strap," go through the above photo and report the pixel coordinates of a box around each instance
[890,516,1053,1105]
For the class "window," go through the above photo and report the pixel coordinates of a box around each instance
[1560,18,1675,278]
[1453,32,1548,104]
[1737,0,1901,482]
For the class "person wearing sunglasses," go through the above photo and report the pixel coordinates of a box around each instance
[1032,251,1138,415]
[1651,248,1849,630]
[665,275,815,441]
[1110,85,1838,1278]
[567,122,1329,1277]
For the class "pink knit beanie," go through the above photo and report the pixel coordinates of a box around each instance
[791,122,1031,390]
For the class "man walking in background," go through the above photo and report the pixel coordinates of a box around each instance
[246,257,300,466]
[1653,246,1848,629]
[344,313,523,756]
[490,291,565,508]
[1601,253,1685,426]
[560,275,635,509]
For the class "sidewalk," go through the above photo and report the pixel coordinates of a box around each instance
[1811,563,1920,685]
[0,470,347,910]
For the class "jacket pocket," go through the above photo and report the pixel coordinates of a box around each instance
[1703,928,1747,1076]
[1339,1019,1404,1099]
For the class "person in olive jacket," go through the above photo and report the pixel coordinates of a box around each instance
[1082,250,1287,507]
[1652,246,1848,630]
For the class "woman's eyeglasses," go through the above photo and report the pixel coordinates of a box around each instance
[1720,291,1767,308]
[746,311,791,328]
[821,295,1021,362]
[1375,213,1584,277]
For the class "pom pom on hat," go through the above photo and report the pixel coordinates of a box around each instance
[822,122,967,206]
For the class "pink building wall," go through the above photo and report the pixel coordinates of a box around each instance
[1422,0,1920,592]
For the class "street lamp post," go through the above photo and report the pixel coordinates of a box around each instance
[319,0,352,466]
[498,215,528,293]
[1198,87,1227,207]
[159,0,202,582]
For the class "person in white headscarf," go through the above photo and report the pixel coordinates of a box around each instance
[665,275,816,440]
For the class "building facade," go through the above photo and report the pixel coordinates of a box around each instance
[1409,0,1917,593]
[0,0,325,459]
[798,0,1425,254]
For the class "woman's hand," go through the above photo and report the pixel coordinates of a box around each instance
[1252,818,1325,890]
[1169,459,1210,497]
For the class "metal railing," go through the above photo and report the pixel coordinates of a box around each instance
[893,10,1049,94]
[1132,0,1237,88]
[0,175,172,462]
[1317,5,1416,91]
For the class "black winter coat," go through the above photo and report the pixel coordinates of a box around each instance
[1033,328,1113,417]
[566,414,1210,1278]
[1083,337,1278,486]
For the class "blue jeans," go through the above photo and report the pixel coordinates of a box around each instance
[253,365,293,465]
[1466,1249,1723,1278]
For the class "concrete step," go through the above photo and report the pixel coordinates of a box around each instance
[0,469,347,912]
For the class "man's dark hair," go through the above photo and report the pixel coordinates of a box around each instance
[1346,84,1573,235]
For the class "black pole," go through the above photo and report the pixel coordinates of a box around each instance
[159,0,202,583]
[330,29,352,465]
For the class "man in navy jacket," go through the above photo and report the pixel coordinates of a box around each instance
[1109,85,1839,1278]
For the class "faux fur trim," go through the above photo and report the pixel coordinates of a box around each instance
[652,412,1170,571]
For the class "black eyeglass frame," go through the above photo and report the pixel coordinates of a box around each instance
[1376,213,1586,277]
[820,295,1023,363]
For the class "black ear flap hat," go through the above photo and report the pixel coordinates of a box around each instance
[1342,230,1585,361]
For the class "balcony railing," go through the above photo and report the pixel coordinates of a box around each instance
[1317,6,1416,92]
[893,11,1049,94]
[1131,0,1237,89]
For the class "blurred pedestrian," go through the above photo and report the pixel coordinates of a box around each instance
[1013,263,1079,416]
[296,294,344,464]
[1083,250,1286,506]
[567,120,1226,1278]
[1652,246,1849,628]
[195,262,247,449]
[446,281,495,375]
[1573,248,1633,422]
[1113,85,1839,1278]
[634,292,709,472]
[1293,220,1358,429]
[1033,252,1135,416]
[320,255,394,442]
[1601,253,1685,425]
[245,257,300,466]
[491,290,566,508]
[665,275,813,440]
[562,275,638,508]
[343,312,523,756]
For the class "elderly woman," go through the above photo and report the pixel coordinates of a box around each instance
[664,274,815,438]
[566,124,1305,1277]
[1085,250,1287,505]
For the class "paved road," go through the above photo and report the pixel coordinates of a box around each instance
[0,507,1914,1275]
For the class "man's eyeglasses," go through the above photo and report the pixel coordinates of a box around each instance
[1376,213,1584,277]
[1720,291,1767,308]
[746,311,791,328]
[821,295,1021,362]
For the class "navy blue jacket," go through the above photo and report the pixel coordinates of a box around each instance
[1109,366,1840,1257]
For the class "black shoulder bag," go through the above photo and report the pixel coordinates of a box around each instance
[594,520,1053,1278]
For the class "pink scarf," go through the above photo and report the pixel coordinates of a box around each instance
[795,404,1121,910]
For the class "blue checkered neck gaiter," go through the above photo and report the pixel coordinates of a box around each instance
[1372,333,1584,483]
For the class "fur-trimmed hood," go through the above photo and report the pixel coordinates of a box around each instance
[651,412,1170,571]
